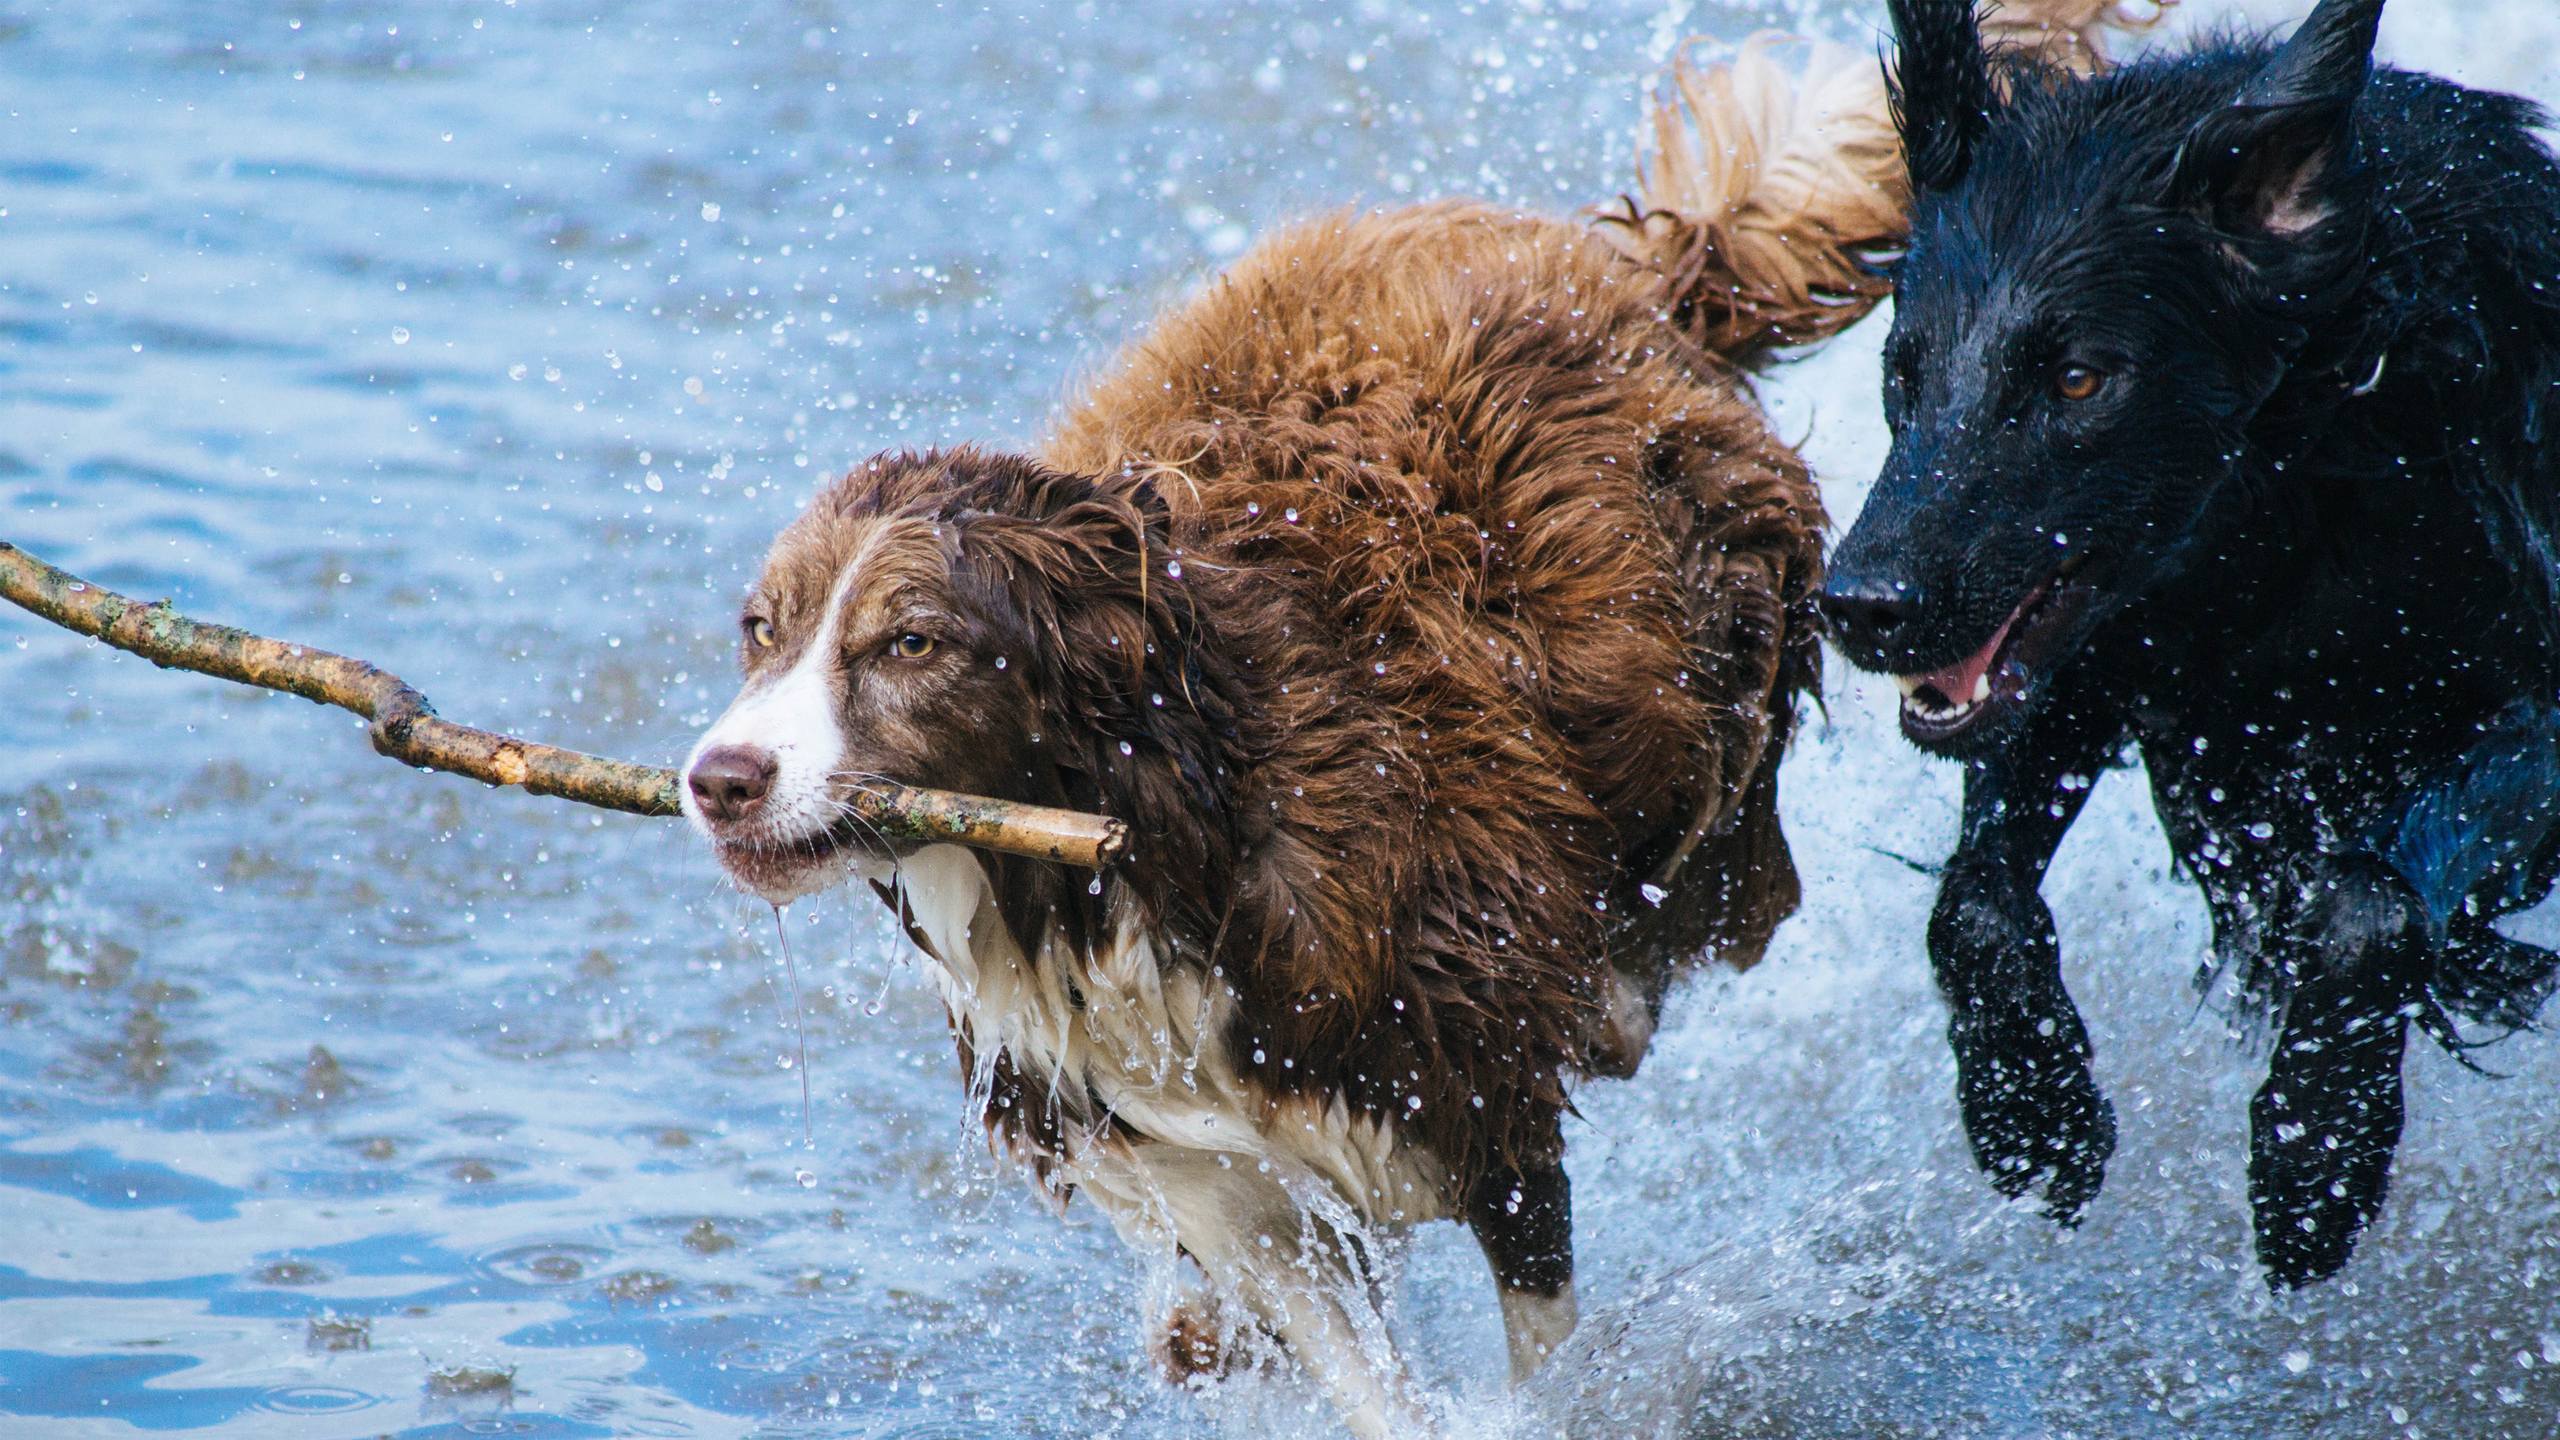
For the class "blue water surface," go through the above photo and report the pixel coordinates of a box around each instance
[4,2,2560,1438]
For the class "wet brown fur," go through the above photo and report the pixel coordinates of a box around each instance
[711,1,2166,1358]
[742,197,1822,1194]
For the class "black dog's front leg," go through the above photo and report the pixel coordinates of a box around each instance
[1934,707,2123,1223]
[2253,701,2560,1287]
[2249,852,2426,1288]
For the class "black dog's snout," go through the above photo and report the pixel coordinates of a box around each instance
[689,744,778,823]
[1816,575,1923,654]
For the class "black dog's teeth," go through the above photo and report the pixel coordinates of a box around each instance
[1894,673,1990,724]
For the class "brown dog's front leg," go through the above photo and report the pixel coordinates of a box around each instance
[1467,1159,1574,1382]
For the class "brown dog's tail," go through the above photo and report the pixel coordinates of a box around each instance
[1595,1,2173,369]
[1977,0,2175,79]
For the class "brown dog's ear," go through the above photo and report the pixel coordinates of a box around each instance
[2170,0,2383,239]
[958,472,1157,710]
[958,473,1244,934]
[1887,0,1995,191]
[957,472,1235,819]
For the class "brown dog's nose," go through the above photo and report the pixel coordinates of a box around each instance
[688,744,777,824]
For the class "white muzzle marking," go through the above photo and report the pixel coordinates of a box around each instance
[683,568,863,898]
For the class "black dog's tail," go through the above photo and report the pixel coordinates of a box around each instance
[1595,1,2172,369]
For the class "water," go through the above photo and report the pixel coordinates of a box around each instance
[1,2,2554,1436]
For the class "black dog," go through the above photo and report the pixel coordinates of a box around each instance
[1822,0,2560,1287]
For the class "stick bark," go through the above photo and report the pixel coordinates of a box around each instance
[0,539,1126,869]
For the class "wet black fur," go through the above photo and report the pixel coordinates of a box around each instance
[1827,0,2560,1287]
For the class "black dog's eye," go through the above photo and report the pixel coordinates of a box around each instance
[889,632,936,660]
[2054,363,2107,402]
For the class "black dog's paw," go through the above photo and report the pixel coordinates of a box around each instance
[2248,1088,2397,1288]
[1930,863,2117,1223]
[2249,1018,2408,1288]
[1951,1015,2118,1225]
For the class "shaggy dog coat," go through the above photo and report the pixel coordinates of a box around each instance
[683,4,2148,1432]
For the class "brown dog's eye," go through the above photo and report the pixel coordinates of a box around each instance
[890,632,935,660]
[748,618,777,649]
[2054,363,2106,402]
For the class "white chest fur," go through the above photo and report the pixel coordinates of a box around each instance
[862,845,1448,1435]
[866,845,1452,1230]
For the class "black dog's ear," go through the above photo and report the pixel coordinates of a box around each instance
[1887,0,1994,190]
[2170,0,2384,237]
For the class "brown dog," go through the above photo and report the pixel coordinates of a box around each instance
[680,8,2146,1432]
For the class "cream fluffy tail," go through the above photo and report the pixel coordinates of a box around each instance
[1980,0,2176,77]
[1597,0,2175,369]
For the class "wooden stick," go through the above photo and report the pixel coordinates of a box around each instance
[0,539,1127,869]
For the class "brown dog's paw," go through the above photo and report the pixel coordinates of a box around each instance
[1152,1299,1239,1385]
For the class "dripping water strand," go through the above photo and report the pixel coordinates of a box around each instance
[864,958,896,1018]
[768,904,814,1152]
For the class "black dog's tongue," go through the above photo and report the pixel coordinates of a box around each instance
[1911,624,2008,707]
[1902,580,2053,713]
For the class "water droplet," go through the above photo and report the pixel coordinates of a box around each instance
[994,655,1008,670]
[1640,883,1668,907]
[390,326,410,345]
[1283,507,1299,523]
[701,201,723,222]
[1118,740,1134,756]
[795,1169,817,1189]
[1166,560,1183,578]
[1087,874,1104,896]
